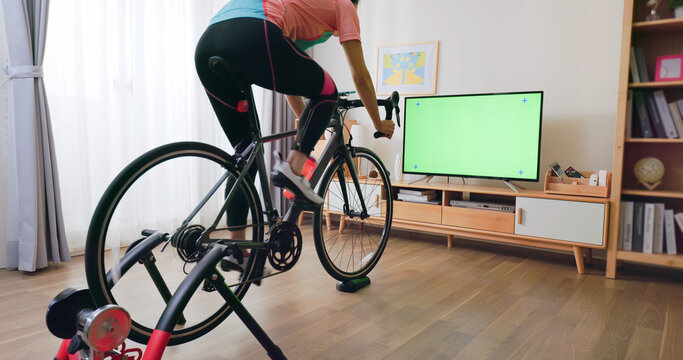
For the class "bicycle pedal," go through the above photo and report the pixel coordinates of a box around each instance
[201,279,216,292]
[220,258,244,273]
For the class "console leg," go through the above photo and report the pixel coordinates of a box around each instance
[583,248,593,264]
[297,212,304,227]
[573,246,585,274]
[447,235,453,248]
[339,216,347,233]
[325,211,331,231]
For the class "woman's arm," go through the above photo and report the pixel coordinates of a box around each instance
[341,40,395,138]
[285,95,305,118]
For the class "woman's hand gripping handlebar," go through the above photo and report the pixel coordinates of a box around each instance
[373,91,400,139]
[336,91,401,139]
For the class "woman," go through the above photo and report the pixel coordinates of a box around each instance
[194,0,394,241]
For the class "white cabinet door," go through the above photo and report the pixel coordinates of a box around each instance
[326,180,382,216]
[515,197,605,246]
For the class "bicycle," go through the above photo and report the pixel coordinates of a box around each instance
[82,56,401,350]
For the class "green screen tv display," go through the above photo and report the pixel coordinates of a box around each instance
[402,91,543,181]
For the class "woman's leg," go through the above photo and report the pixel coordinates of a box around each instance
[208,19,338,169]
[195,18,337,205]
[194,22,258,231]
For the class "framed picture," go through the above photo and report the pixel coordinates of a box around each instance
[654,54,683,82]
[375,41,439,95]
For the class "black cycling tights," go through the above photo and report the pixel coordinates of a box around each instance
[195,18,338,228]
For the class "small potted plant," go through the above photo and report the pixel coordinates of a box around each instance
[671,0,683,18]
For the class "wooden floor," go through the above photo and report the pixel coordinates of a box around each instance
[2,223,683,359]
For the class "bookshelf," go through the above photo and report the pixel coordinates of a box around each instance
[629,80,683,88]
[606,0,683,278]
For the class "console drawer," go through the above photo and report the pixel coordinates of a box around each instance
[442,206,515,233]
[393,200,441,224]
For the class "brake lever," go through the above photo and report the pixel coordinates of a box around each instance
[374,91,401,138]
[390,91,401,127]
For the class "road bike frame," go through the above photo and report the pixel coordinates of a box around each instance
[190,87,371,251]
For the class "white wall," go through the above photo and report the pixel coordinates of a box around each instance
[0,2,8,268]
[314,0,623,188]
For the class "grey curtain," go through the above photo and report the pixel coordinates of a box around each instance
[2,0,69,271]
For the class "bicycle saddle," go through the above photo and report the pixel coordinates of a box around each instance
[208,56,249,91]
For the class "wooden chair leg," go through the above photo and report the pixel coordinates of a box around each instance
[573,246,585,274]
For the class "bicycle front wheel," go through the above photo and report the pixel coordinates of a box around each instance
[84,142,265,345]
[313,147,393,281]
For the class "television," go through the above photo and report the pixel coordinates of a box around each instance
[402,91,543,182]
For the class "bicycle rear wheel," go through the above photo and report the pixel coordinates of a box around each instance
[84,142,265,345]
[313,147,393,281]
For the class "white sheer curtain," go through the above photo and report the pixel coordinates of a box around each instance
[44,0,238,252]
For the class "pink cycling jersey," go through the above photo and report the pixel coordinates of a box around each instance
[211,0,361,49]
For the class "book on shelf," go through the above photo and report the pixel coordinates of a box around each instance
[675,212,683,233]
[632,202,645,252]
[635,47,650,83]
[668,101,683,136]
[619,201,634,251]
[633,91,654,138]
[653,203,665,253]
[397,192,437,202]
[396,188,440,204]
[398,188,436,196]
[625,90,634,138]
[396,197,441,205]
[642,203,655,254]
[677,100,683,133]
[652,90,679,138]
[644,91,668,138]
[664,209,677,255]
[630,47,641,83]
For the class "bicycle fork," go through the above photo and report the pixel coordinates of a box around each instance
[336,149,371,219]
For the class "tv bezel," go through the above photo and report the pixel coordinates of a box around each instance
[401,90,544,182]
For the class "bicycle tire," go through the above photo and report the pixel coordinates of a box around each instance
[313,147,393,281]
[84,141,265,345]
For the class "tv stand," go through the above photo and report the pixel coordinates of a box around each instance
[387,181,609,274]
[504,180,525,193]
[408,175,433,184]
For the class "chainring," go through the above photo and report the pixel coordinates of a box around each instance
[267,221,302,271]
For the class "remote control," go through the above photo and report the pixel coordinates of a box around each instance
[589,174,598,186]
[550,162,563,177]
[564,166,584,178]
